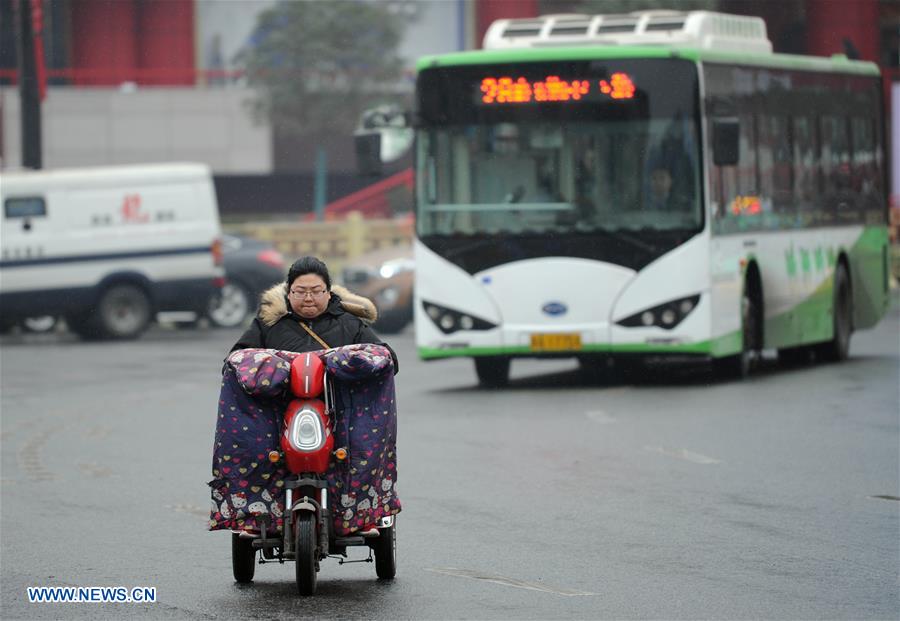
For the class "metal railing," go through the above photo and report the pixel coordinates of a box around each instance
[0,67,244,86]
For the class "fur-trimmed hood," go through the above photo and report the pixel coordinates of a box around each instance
[258,283,377,327]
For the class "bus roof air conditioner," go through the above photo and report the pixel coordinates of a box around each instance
[483,11,772,55]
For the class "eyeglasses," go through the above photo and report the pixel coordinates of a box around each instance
[289,288,327,299]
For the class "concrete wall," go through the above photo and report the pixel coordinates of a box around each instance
[0,86,272,173]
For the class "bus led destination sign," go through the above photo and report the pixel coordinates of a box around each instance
[479,72,636,105]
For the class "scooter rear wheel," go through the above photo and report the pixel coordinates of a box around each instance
[231,534,256,583]
[295,513,318,596]
[373,523,396,579]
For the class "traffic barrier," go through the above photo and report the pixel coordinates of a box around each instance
[225,212,413,272]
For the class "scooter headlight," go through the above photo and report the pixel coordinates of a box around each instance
[290,409,324,451]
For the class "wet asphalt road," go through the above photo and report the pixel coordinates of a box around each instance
[1,303,898,620]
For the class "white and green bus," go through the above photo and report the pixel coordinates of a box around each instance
[409,11,890,386]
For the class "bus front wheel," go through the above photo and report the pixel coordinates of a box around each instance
[716,275,763,380]
[474,357,510,388]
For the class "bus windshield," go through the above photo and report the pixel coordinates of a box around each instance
[416,58,701,238]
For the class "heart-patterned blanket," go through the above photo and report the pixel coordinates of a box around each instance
[208,344,400,536]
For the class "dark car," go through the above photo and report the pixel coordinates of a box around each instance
[341,244,414,334]
[207,234,286,328]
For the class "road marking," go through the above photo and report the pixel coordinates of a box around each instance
[644,445,722,465]
[18,429,57,481]
[82,424,113,440]
[78,462,114,478]
[585,410,616,424]
[427,567,593,596]
[168,503,212,517]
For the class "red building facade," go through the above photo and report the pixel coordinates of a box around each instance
[2,0,886,87]
[66,0,194,85]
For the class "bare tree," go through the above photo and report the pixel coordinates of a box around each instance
[237,1,412,138]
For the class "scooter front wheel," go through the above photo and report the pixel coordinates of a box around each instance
[295,512,318,596]
[231,533,255,584]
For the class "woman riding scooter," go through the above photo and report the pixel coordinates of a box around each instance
[209,256,401,576]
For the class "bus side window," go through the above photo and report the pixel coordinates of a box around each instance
[737,114,757,204]
[821,115,855,223]
[756,113,776,228]
[716,112,758,233]
[851,116,884,223]
[771,115,793,224]
[792,115,819,224]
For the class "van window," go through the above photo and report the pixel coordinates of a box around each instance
[5,197,46,218]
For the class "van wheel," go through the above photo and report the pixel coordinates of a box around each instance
[94,284,152,340]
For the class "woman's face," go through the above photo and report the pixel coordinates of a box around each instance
[288,273,331,319]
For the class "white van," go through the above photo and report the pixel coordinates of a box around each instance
[0,163,224,339]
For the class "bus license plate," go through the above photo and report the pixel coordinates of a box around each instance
[530,333,582,351]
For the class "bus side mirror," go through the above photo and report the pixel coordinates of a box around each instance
[355,132,383,177]
[354,105,414,177]
[712,118,739,166]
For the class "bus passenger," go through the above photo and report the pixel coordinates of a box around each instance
[644,120,695,211]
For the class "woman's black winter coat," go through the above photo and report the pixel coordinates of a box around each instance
[230,284,398,372]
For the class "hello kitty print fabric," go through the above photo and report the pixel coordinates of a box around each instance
[208,344,401,537]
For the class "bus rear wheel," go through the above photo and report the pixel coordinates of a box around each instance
[816,264,852,362]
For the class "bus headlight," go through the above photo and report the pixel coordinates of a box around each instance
[616,294,700,330]
[422,300,497,335]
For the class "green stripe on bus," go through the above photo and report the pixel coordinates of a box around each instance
[849,226,891,330]
[418,47,879,76]
[765,277,834,349]
[764,225,888,347]
[418,340,714,360]
[417,46,671,70]
[710,330,742,357]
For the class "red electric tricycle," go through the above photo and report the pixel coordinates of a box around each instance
[230,351,396,595]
